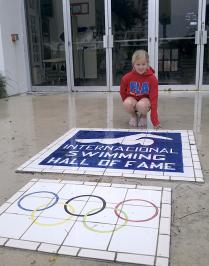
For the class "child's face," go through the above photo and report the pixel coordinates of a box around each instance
[133,57,149,75]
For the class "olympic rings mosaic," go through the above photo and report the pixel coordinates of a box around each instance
[17,191,160,233]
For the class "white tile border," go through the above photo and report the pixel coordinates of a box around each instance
[6,239,39,251]
[79,249,115,261]
[116,253,155,265]
[0,237,8,246]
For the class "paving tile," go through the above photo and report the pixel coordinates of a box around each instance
[0,213,33,239]
[157,235,170,257]
[108,226,158,255]
[0,203,11,214]
[58,246,79,256]
[6,239,39,250]
[79,249,115,261]
[155,257,169,266]
[161,204,171,218]
[159,217,171,235]
[38,243,59,253]
[0,237,8,246]
[116,253,154,265]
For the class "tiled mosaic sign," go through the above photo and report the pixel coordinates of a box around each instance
[0,179,171,265]
[16,128,204,182]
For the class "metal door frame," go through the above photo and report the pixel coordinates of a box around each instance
[156,0,203,91]
[199,0,209,90]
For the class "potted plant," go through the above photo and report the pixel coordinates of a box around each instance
[0,73,7,98]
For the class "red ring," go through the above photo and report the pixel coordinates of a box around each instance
[114,199,159,222]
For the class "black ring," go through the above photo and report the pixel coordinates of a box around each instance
[64,195,106,217]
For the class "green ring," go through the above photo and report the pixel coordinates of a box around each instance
[83,207,128,233]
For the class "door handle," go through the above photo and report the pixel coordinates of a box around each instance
[103,35,108,48]
[109,34,113,48]
[201,30,207,45]
[195,31,201,45]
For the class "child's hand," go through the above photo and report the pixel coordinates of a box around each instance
[154,124,162,130]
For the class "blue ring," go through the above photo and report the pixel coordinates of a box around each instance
[17,191,59,211]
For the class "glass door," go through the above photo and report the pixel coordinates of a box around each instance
[158,0,200,89]
[201,0,209,89]
[110,0,152,89]
[68,0,108,91]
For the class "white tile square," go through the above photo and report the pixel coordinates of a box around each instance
[25,182,64,195]
[0,203,11,214]
[157,234,170,257]
[79,249,115,261]
[58,246,79,256]
[122,173,146,179]
[161,204,171,218]
[19,182,36,192]
[78,202,118,225]
[170,176,195,182]
[0,213,32,238]
[38,243,59,253]
[92,186,127,204]
[58,184,95,199]
[156,257,169,266]
[116,253,154,265]
[159,217,171,235]
[63,221,113,250]
[192,154,200,162]
[195,178,204,183]
[193,161,201,170]
[168,167,194,178]
[195,169,203,178]
[21,217,76,245]
[6,239,39,250]
[6,192,25,203]
[109,226,158,255]
[111,183,136,189]
[97,182,111,187]
[162,191,172,204]
[40,199,86,220]
[0,237,8,246]
[125,189,162,207]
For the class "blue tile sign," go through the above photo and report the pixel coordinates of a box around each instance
[40,130,183,173]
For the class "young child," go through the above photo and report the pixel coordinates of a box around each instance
[120,49,161,129]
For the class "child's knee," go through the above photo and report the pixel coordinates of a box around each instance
[136,99,150,114]
[123,97,137,111]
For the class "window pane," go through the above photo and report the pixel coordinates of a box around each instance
[25,0,67,86]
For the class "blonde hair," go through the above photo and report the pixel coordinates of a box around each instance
[132,50,149,65]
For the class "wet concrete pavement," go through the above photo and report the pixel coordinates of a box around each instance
[0,91,209,266]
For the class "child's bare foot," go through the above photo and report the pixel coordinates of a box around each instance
[138,114,147,129]
[129,115,138,127]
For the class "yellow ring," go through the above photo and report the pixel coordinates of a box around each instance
[83,207,128,233]
[31,201,75,227]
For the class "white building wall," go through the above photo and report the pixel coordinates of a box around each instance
[0,0,29,95]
